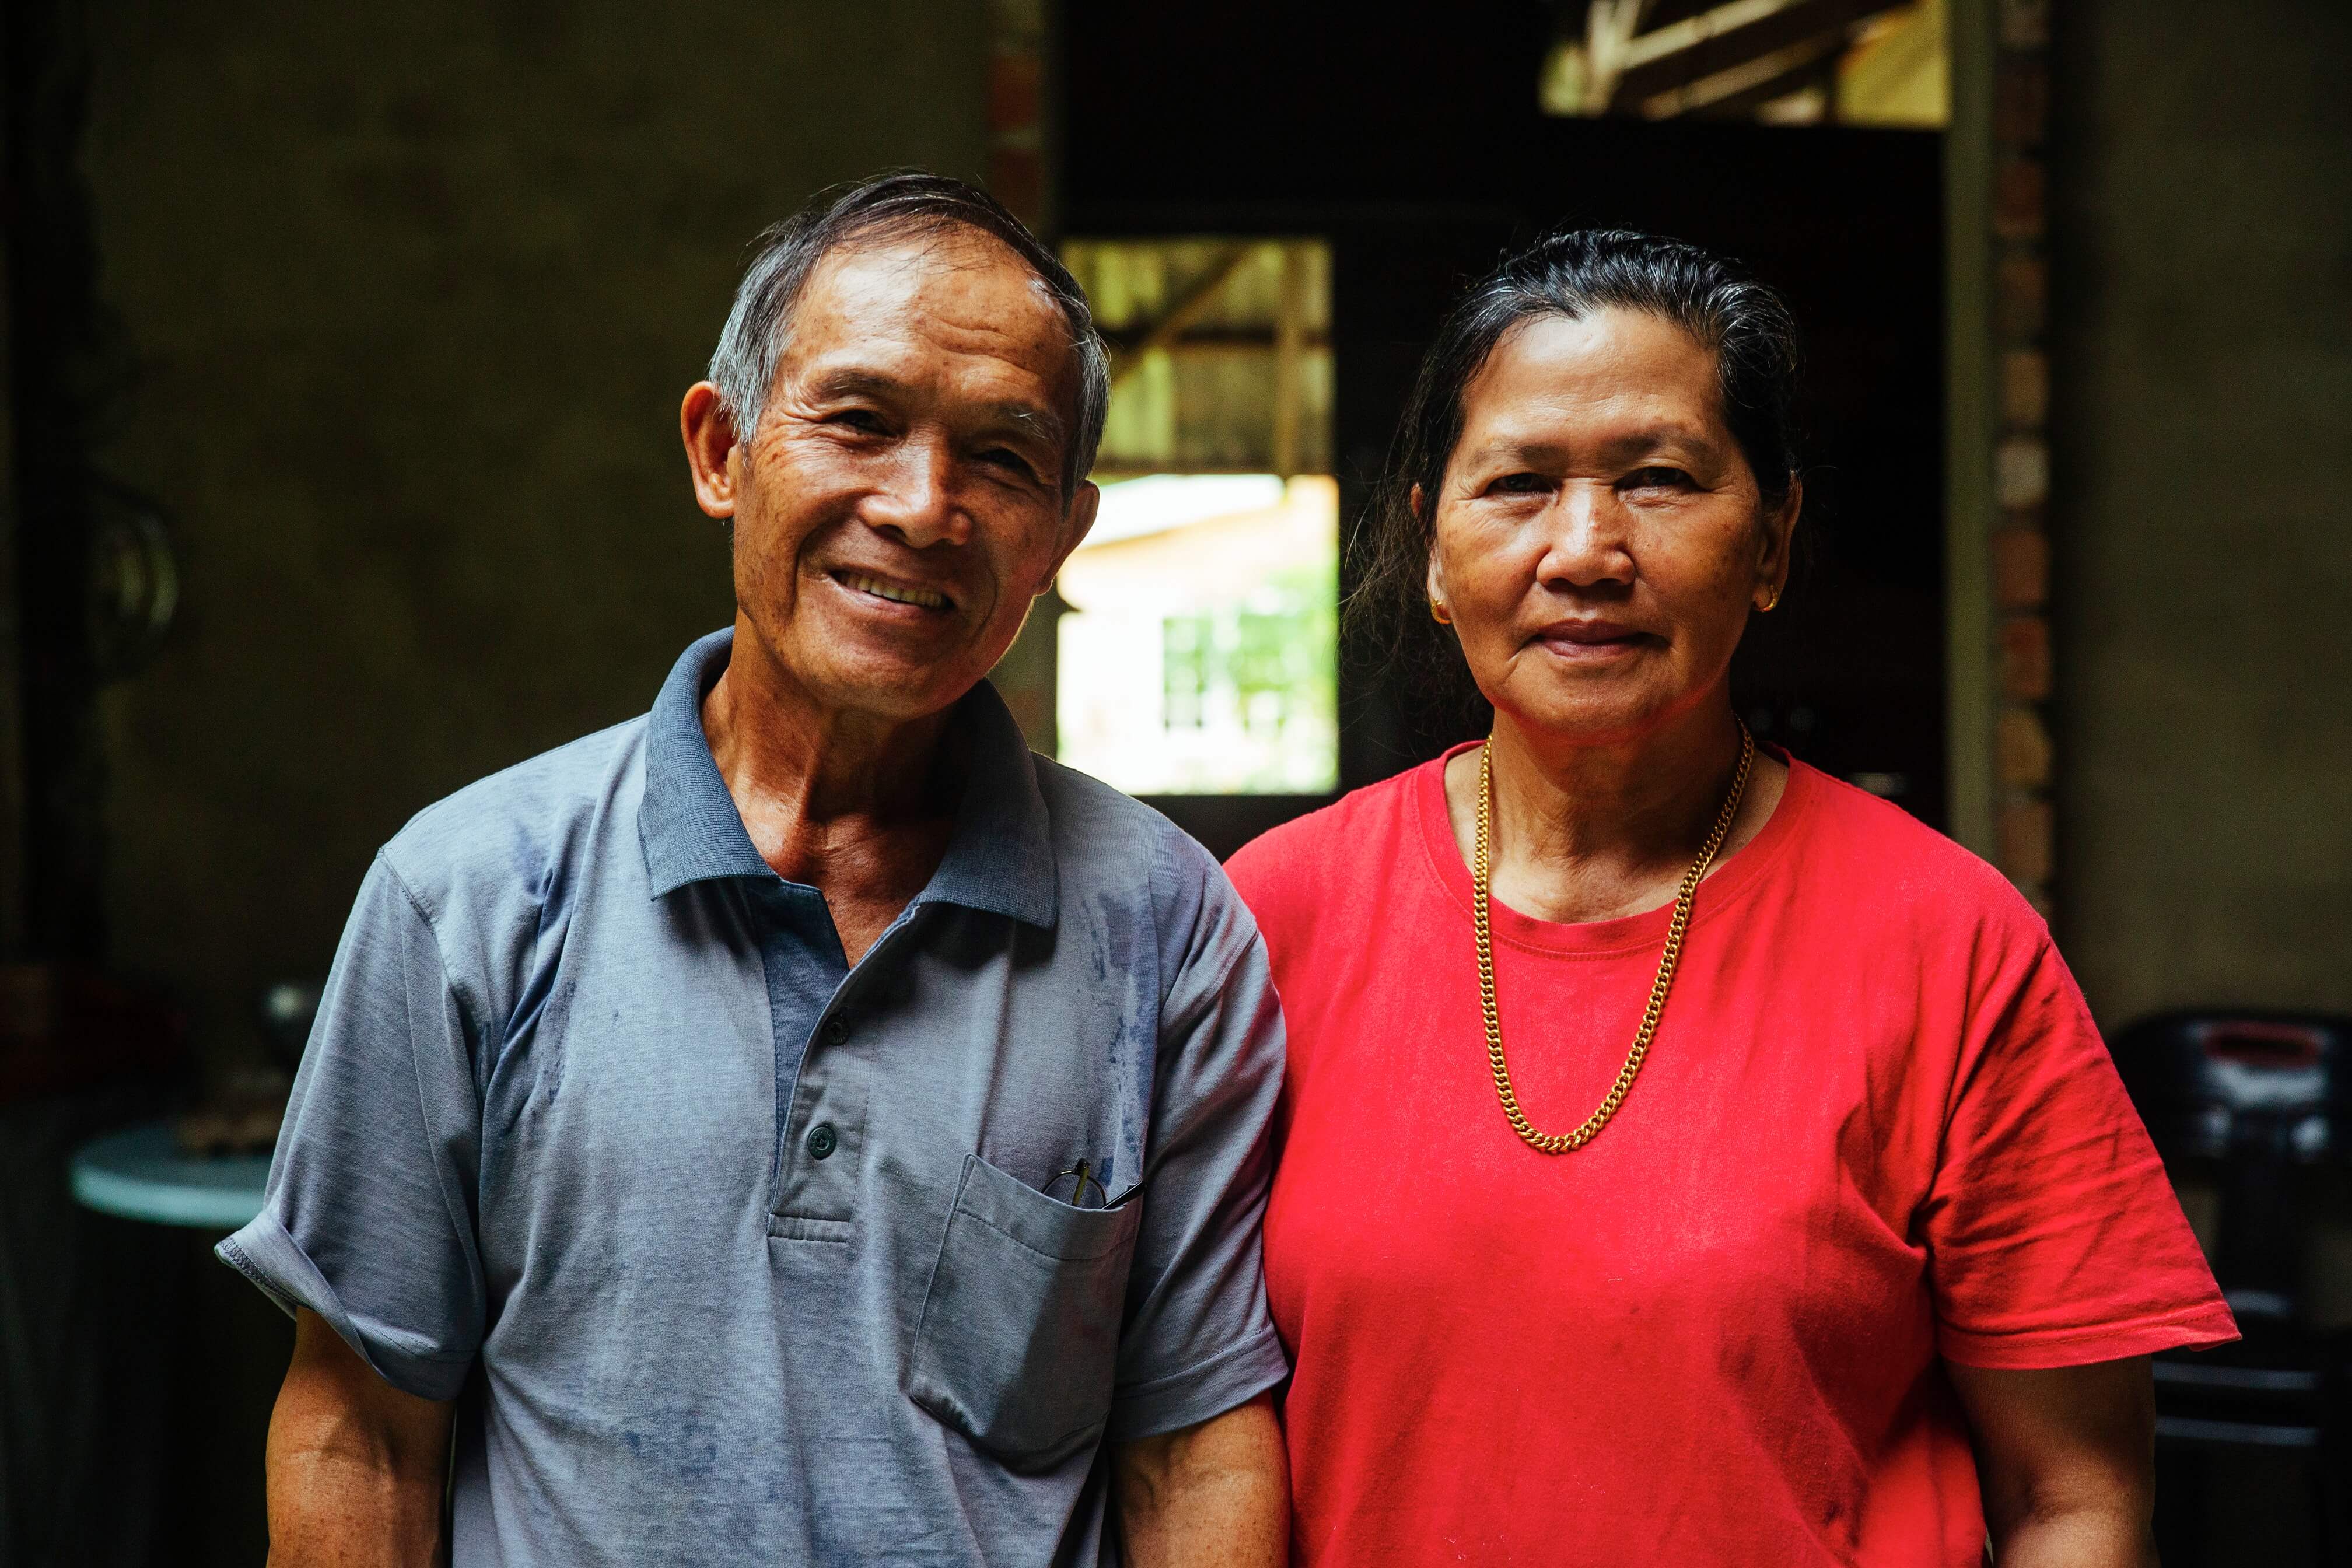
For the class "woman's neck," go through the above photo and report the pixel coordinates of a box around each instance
[1443,691,1786,926]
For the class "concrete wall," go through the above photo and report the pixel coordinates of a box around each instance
[82,1,991,1067]
[2050,0,2352,1023]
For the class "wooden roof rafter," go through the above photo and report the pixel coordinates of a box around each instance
[1104,247,1255,388]
[1548,0,1916,119]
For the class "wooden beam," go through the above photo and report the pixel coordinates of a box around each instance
[1271,245,1307,478]
[1612,0,1903,106]
[1107,247,1254,387]
[1636,29,1850,118]
[1624,0,1818,75]
[1584,0,1656,111]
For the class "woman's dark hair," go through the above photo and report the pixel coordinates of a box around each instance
[1350,228,1803,660]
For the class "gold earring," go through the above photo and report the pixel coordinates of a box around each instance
[1429,597,1452,625]
[1757,586,1782,612]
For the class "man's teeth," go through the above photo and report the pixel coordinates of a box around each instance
[841,572,947,610]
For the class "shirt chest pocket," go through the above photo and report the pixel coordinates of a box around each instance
[905,1153,1143,1472]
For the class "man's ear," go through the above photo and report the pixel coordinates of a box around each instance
[1037,480,1101,593]
[680,382,740,521]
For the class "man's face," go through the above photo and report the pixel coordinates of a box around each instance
[709,230,1097,723]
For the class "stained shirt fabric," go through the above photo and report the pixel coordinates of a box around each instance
[219,627,1290,1567]
[1226,749,2236,1568]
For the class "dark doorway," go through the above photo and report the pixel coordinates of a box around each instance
[1064,0,1945,852]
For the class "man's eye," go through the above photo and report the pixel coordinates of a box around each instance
[979,448,1040,481]
[1490,472,1549,495]
[1623,467,1693,491]
[827,410,888,433]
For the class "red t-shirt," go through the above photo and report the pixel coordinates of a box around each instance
[1226,750,2235,1567]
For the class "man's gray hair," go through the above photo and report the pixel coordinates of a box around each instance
[707,172,1110,499]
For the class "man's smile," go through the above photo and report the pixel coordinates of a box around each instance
[827,567,958,614]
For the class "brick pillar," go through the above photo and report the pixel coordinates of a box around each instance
[1987,0,2054,911]
[985,0,1063,753]
[987,0,1047,229]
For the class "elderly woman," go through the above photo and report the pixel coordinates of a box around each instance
[1226,230,2234,1567]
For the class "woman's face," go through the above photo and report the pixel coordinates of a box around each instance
[1425,306,1794,748]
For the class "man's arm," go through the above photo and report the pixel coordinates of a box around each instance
[267,1307,456,1567]
[1114,1392,1287,1567]
[1948,1356,2158,1567]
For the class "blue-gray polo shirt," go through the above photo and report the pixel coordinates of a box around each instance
[219,628,1290,1566]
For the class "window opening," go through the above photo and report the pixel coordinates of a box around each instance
[1055,240,1338,795]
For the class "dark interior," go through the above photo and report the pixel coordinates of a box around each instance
[1068,0,1946,857]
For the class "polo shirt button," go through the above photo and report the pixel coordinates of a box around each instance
[806,1122,838,1161]
[824,1017,848,1044]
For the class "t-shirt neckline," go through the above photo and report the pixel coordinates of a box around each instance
[1413,738,1813,958]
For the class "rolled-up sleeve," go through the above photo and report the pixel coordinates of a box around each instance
[216,853,487,1402]
[1924,936,2237,1369]
[1108,883,1290,1442]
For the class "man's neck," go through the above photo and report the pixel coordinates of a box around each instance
[701,617,960,960]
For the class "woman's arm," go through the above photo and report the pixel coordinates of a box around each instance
[267,1307,456,1567]
[1948,1356,2158,1567]
[1114,1392,1288,1567]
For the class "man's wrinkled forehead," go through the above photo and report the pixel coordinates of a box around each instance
[792,225,1072,368]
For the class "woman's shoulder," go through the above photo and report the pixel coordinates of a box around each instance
[1782,758,2049,942]
[1225,755,1443,925]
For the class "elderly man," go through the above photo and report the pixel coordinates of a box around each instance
[220,173,1290,1566]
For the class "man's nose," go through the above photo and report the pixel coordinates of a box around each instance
[1535,483,1634,590]
[862,436,971,550]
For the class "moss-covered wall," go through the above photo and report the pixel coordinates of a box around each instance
[83,1,991,1068]
[2049,0,2352,1021]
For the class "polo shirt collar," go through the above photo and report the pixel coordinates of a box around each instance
[638,627,1057,929]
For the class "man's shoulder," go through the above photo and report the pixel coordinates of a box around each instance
[381,716,648,925]
[1028,755,1257,978]
[1030,754,1223,898]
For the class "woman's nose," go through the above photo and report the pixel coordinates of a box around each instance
[1536,484,1634,589]
[863,438,971,550]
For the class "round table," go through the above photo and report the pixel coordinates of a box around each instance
[70,1121,268,1230]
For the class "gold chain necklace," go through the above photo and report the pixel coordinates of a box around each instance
[1474,723,1755,1154]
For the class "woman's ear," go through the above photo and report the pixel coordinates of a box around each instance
[1415,485,1443,598]
[1758,477,1802,597]
[1416,483,1459,626]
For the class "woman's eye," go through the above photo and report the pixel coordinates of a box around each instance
[1622,467,1694,491]
[1490,472,1549,495]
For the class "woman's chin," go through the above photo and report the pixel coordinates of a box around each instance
[1496,708,1667,751]
[1492,678,1686,749]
